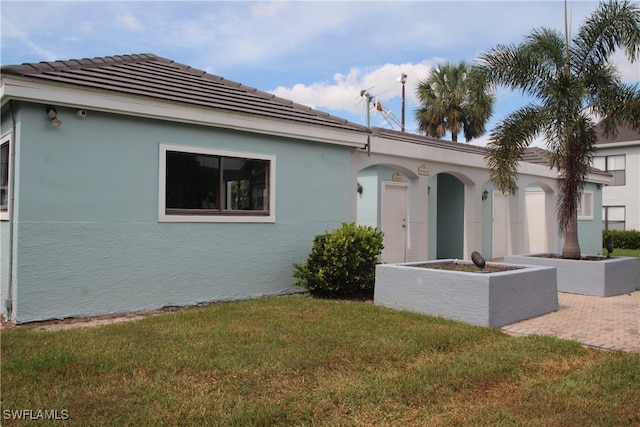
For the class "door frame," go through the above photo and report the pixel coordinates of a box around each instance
[381,181,409,263]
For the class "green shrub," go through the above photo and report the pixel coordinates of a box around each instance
[293,223,384,297]
[602,229,640,250]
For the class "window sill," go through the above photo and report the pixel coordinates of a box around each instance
[159,213,275,223]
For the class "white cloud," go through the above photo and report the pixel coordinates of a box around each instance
[79,22,94,33]
[269,61,434,115]
[610,50,640,83]
[116,13,143,31]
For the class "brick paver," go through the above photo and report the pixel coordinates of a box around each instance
[501,290,640,353]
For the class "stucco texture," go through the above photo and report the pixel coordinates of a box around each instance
[5,104,354,322]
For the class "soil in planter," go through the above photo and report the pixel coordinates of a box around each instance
[416,262,522,273]
[540,254,609,261]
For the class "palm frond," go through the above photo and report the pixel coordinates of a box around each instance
[572,0,640,75]
[479,29,565,99]
[485,105,546,194]
[414,61,494,142]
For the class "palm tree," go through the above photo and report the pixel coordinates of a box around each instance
[415,61,494,142]
[480,0,640,259]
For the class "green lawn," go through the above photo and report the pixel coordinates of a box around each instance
[2,296,639,426]
[604,248,640,258]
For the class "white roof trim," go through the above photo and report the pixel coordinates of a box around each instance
[1,76,368,149]
[595,140,640,149]
[368,134,559,179]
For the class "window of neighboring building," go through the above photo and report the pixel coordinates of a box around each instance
[159,144,275,223]
[577,191,593,220]
[593,154,625,186]
[0,140,9,219]
[602,206,625,230]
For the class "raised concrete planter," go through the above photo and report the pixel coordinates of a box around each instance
[374,260,558,327]
[505,254,640,297]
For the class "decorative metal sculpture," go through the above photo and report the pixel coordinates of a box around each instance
[605,236,614,258]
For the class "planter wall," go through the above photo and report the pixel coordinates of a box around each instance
[505,254,640,297]
[374,260,558,327]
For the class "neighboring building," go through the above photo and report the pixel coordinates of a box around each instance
[594,124,640,231]
[0,53,609,323]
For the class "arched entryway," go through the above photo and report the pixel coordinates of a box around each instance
[355,163,420,263]
[430,173,465,259]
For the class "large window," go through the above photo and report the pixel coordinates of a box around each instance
[603,206,625,230]
[593,155,625,186]
[159,144,275,222]
[0,140,9,219]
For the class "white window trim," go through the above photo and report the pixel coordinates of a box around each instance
[158,143,276,223]
[0,134,11,221]
[577,191,594,221]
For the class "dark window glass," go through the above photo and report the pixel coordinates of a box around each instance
[165,150,269,215]
[222,158,269,211]
[166,151,219,210]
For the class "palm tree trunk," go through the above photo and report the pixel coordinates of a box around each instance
[561,212,581,259]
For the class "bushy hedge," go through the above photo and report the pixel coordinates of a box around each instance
[602,229,640,250]
[293,223,384,297]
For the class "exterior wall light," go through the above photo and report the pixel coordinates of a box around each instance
[46,106,62,128]
[482,190,489,201]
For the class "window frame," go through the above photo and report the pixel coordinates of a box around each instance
[0,135,10,221]
[602,205,625,231]
[158,144,276,223]
[577,191,594,220]
[593,154,626,186]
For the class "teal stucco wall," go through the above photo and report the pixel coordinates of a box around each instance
[4,103,354,323]
[577,182,605,256]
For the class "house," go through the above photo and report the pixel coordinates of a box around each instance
[0,54,368,323]
[594,124,640,231]
[1,53,609,324]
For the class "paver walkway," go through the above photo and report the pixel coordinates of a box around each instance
[501,290,639,353]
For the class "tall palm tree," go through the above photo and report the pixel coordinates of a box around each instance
[415,61,494,142]
[480,0,640,259]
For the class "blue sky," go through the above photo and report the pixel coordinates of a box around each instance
[1,1,638,145]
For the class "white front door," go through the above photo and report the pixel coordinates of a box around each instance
[381,182,408,263]
[524,190,547,253]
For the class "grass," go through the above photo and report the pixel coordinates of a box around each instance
[604,248,640,258]
[2,296,639,426]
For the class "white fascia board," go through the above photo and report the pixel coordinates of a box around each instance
[1,77,368,149]
[369,136,487,167]
[586,172,613,185]
[516,161,557,179]
[369,135,558,179]
[596,140,640,149]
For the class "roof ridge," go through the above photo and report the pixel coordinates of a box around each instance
[1,53,164,74]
